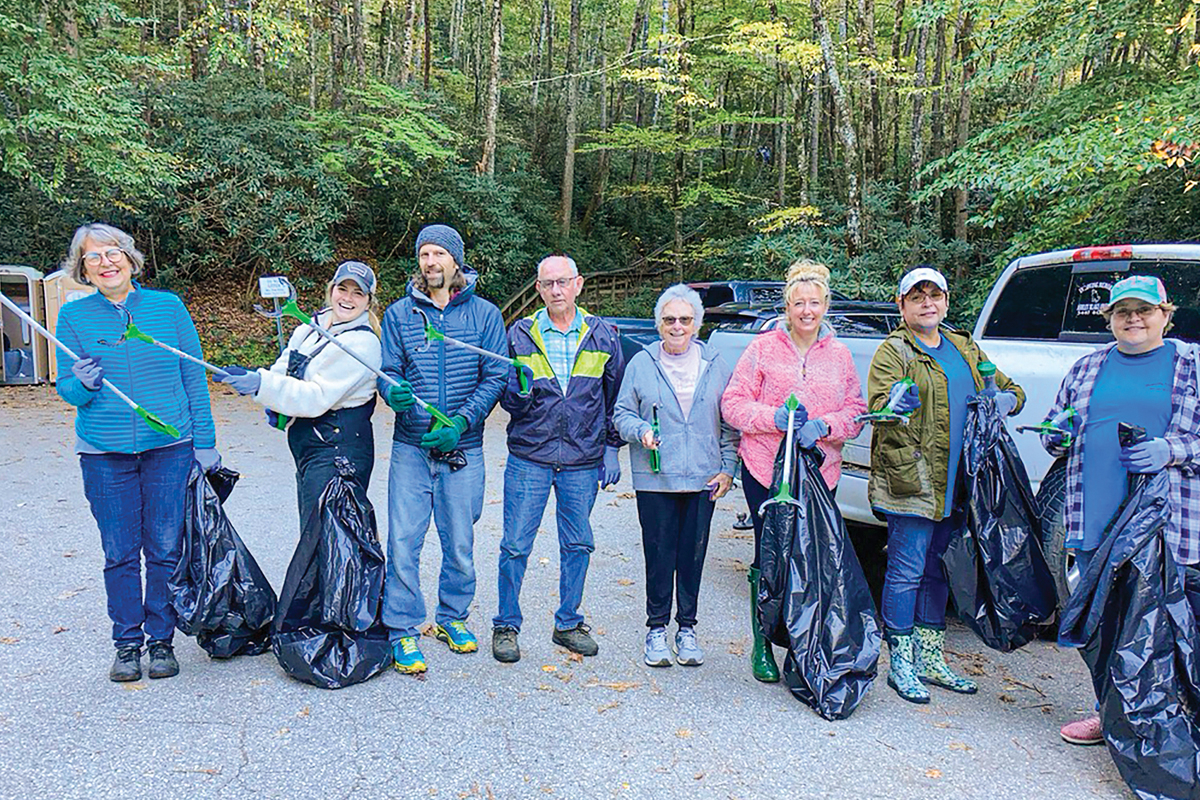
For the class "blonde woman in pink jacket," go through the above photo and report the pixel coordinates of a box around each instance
[720,260,867,683]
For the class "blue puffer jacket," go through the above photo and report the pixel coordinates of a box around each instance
[500,308,625,468]
[378,270,508,449]
[55,283,216,453]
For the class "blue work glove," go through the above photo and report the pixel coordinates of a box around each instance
[72,356,104,391]
[385,380,415,412]
[1120,438,1171,474]
[773,401,810,432]
[420,415,468,451]
[892,382,921,415]
[599,445,622,489]
[218,366,261,396]
[265,409,289,431]
[1045,413,1080,448]
[797,418,829,449]
[994,391,1018,417]
[194,448,222,473]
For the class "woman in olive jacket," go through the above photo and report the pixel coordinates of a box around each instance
[867,267,1024,705]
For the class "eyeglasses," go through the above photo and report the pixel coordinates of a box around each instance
[82,248,126,267]
[661,316,694,326]
[537,278,576,290]
[1112,304,1160,320]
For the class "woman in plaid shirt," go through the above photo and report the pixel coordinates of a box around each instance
[1040,275,1200,746]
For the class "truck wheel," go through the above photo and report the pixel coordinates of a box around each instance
[1035,456,1076,611]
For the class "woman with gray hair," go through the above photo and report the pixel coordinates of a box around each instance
[54,223,219,683]
[613,284,739,668]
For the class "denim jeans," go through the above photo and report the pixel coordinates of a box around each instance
[382,442,485,640]
[880,513,957,633]
[493,454,599,632]
[79,441,194,647]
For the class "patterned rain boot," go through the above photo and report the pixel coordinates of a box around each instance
[748,567,779,683]
[886,630,930,704]
[914,625,978,694]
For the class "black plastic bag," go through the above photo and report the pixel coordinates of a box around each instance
[943,394,1056,651]
[170,465,277,658]
[1059,465,1200,800]
[272,457,390,689]
[757,437,880,720]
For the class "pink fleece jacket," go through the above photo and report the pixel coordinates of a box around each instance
[721,327,867,489]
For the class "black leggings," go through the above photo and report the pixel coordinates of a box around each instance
[742,467,835,570]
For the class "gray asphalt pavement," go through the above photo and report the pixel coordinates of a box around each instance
[0,387,1128,799]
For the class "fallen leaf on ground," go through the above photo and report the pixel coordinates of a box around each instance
[925,769,942,779]
[999,694,1015,704]
[567,653,583,663]
[56,587,87,600]
[52,626,68,634]
[541,665,557,672]
[297,706,310,718]
[275,727,290,736]
[596,680,641,692]
[616,578,633,586]
[676,729,692,738]
[123,683,147,691]
[0,637,17,644]
[727,639,746,656]
[598,701,620,713]
[618,492,635,499]
[694,772,705,780]
[538,557,550,565]
[948,742,971,752]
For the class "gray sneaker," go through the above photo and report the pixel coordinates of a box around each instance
[674,626,704,666]
[644,627,672,667]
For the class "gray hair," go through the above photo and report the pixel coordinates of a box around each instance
[536,255,579,278]
[654,284,704,329]
[64,223,145,285]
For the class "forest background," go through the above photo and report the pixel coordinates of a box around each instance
[2,0,1199,362]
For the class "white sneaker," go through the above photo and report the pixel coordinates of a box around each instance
[674,626,704,666]
[644,627,672,667]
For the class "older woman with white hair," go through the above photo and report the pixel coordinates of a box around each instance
[721,259,867,683]
[54,223,219,683]
[614,284,739,668]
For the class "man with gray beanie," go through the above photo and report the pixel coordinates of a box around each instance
[378,224,508,674]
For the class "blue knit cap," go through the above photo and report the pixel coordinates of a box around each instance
[415,224,465,268]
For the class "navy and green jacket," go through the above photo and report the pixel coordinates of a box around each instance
[500,307,625,468]
[55,283,216,453]
[378,270,508,449]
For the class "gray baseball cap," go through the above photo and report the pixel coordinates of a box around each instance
[333,260,376,294]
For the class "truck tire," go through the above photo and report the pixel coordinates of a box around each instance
[1035,456,1075,611]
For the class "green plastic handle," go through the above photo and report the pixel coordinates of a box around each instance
[414,396,456,429]
[136,406,181,438]
[515,362,530,394]
[649,405,661,474]
[123,323,155,346]
[425,325,446,343]
[279,299,312,325]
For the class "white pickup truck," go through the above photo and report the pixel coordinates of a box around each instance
[705,244,1200,599]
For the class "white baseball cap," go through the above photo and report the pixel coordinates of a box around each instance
[898,267,948,297]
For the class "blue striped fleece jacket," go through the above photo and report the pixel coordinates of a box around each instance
[55,283,216,453]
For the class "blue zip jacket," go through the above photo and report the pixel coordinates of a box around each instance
[55,283,216,453]
[377,270,507,448]
[500,307,625,468]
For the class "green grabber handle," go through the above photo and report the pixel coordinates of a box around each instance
[420,316,530,394]
[854,376,917,425]
[278,300,456,429]
[123,323,230,377]
[772,395,801,502]
[649,404,662,474]
[0,293,180,438]
[1016,406,1077,439]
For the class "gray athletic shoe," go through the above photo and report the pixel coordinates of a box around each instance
[674,626,704,666]
[644,627,672,667]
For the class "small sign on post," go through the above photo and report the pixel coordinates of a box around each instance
[258,276,294,354]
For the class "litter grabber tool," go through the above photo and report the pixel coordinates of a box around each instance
[854,377,916,426]
[649,404,662,474]
[762,395,803,509]
[1015,406,1077,439]
[254,299,455,428]
[97,307,229,377]
[0,292,180,438]
[411,307,529,394]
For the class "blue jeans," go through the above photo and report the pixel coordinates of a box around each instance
[382,442,485,640]
[493,454,599,632]
[881,514,957,633]
[79,441,194,647]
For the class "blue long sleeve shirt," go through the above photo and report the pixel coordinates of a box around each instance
[55,283,216,453]
[915,335,975,512]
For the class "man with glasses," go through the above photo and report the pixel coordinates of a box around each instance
[378,224,508,674]
[491,255,626,663]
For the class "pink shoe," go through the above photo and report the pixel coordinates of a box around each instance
[1060,715,1103,745]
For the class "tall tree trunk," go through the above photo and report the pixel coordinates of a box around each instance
[907,3,930,214]
[808,72,820,196]
[889,0,906,174]
[856,0,882,179]
[380,0,391,79]
[449,0,463,65]
[769,0,789,205]
[810,0,863,253]
[561,0,581,238]
[929,13,947,230]
[673,0,689,282]
[400,0,415,82]
[352,0,365,77]
[330,0,345,108]
[477,0,502,175]
[951,11,974,248]
[309,0,320,107]
[423,0,431,88]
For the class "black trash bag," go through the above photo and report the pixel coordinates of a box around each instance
[1059,464,1200,800]
[757,436,881,720]
[170,465,278,658]
[272,456,390,689]
[942,394,1056,651]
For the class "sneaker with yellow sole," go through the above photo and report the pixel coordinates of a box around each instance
[392,636,427,673]
[435,621,478,653]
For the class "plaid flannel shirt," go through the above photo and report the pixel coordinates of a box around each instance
[536,308,583,394]
[1041,339,1200,565]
